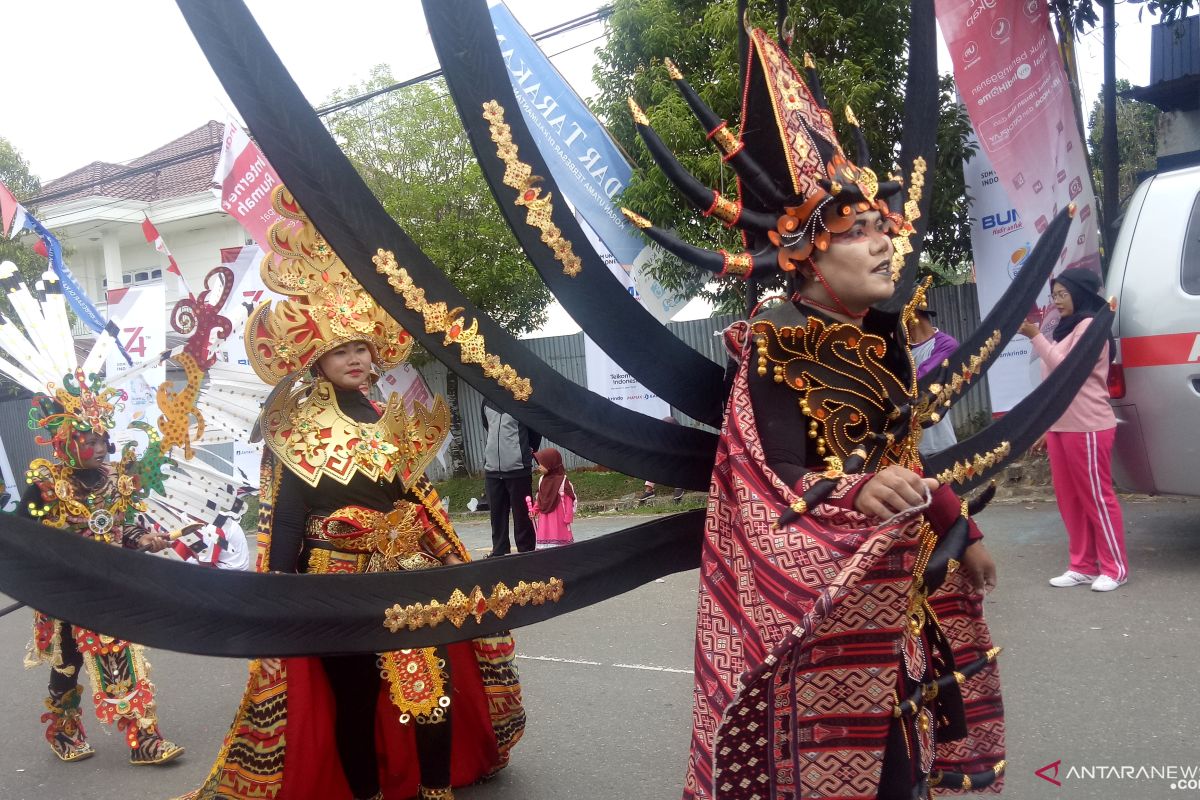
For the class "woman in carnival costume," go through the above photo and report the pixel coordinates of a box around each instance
[20,369,184,766]
[183,188,523,800]
[621,25,1014,798]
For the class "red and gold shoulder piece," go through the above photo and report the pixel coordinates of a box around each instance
[260,378,450,489]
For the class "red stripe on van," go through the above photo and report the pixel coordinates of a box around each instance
[1121,332,1200,368]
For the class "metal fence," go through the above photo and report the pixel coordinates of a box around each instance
[0,287,990,486]
[925,283,994,435]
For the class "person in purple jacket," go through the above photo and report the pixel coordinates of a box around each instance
[907,307,959,455]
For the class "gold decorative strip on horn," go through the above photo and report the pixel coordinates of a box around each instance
[481,100,583,277]
[372,249,533,401]
[934,442,1012,486]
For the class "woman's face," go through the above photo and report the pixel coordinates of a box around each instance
[806,210,896,312]
[316,341,374,392]
[1051,282,1075,317]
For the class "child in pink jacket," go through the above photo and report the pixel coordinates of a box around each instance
[529,448,575,548]
[1020,267,1129,592]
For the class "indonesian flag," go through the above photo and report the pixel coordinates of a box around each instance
[141,216,192,296]
[0,180,30,239]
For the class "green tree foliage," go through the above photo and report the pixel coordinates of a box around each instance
[921,75,978,285]
[593,0,981,303]
[1087,79,1159,205]
[324,67,550,335]
[0,137,45,284]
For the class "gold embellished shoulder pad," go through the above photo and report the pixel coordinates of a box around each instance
[261,378,450,489]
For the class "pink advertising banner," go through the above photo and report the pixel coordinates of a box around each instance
[212,119,294,257]
[936,0,1101,410]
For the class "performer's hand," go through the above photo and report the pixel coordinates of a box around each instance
[1029,433,1047,454]
[443,553,464,565]
[961,540,997,594]
[137,533,170,552]
[855,466,938,520]
[1018,320,1040,338]
[260,658,282,677]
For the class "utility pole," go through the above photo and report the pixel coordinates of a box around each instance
[1101,0,1119,254]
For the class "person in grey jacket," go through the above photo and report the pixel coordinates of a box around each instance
[481,399,541,556]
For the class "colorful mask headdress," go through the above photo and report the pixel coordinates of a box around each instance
[622,28,920,282]
[28,369,125,467]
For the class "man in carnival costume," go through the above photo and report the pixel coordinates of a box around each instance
[182,188,524,800]
[20,368,184,766]
[620,23,1021,798]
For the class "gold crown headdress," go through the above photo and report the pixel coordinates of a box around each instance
[244,186,413,385]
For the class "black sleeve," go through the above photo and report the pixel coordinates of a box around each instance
[480,401,489,432]
[267,469,308,573]
[526,424,542,455]
[747,369,811,489]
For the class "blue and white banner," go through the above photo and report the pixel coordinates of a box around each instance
[490,0,642,265]
[15,212,131,364]
[490,0,688,327]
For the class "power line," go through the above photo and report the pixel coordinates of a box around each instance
[23,6,613,208]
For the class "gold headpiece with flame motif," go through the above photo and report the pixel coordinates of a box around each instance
[244,187,413,385]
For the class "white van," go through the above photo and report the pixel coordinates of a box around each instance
[1106,164,1200,496]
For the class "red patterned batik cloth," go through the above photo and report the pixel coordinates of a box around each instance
[683,322,1004,800]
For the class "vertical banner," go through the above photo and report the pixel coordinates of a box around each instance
[574,216,670,417]
[214,245,277,487]
[106,284,166,446]
[937,0,1101,409]
[962,141,1043,411]
[212,119,294,257]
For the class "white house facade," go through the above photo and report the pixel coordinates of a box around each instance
[32,121,251,334]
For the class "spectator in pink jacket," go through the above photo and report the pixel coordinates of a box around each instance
[1019,268,1128,592]
[530,448,575,548]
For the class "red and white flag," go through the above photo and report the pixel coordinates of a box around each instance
[141,216,193,296]
[0,180,30,239]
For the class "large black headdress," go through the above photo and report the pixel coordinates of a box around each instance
[622,28,920,282]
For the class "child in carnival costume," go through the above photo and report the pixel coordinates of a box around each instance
[20,368,185,766]
[182,187,523,800]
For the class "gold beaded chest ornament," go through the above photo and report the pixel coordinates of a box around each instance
[246,186,450,488]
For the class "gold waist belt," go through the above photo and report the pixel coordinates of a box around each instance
[306,504,440,571]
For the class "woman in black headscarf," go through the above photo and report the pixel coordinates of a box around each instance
[1020,268,1129,592]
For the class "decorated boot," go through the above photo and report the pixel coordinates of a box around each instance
[42,685,95,763]
[122,717,185,766]
[418,787,454,800]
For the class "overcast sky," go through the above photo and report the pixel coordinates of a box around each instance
[3,0,1153,184]
[1,1,1157,334]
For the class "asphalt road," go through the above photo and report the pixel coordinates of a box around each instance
[0,498,1197,800]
